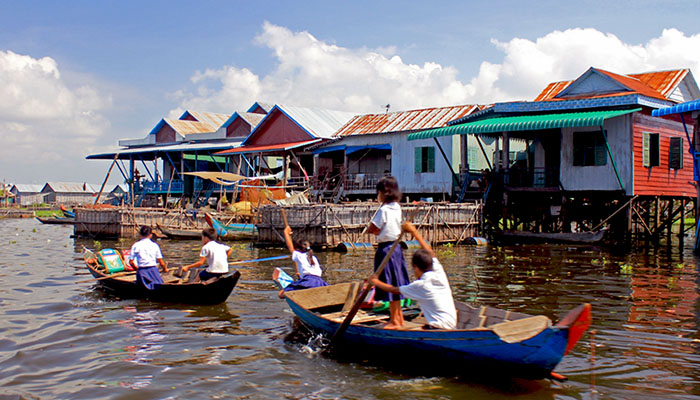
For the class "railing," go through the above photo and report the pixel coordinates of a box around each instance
[140,180,184,193]
[343,173,386,191]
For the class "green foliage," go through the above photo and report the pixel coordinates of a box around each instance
[619,263,633,274]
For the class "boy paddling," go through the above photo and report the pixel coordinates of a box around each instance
[182,228,234,281]
[129,226,169,290]
[369,222,457,330]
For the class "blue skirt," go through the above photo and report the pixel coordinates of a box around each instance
[373,242,410,302]
[136,266,164,290]
[284,274,329,292]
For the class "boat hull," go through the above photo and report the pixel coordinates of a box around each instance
[285,297,573,379]
[156,224,202,240]
[205,213,256,240]
[86,263,240,305]
[35,216,75,225]
[497,229,606,245]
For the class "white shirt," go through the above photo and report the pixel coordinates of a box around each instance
[371,202,402,243]
[291,250,322,278]
[200,241,231,274]
[129,238,163,268]
[399,258,457,330]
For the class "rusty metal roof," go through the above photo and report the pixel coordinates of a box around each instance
[236,112,266,128]
[534,68,690,102]
[181,110,231,130]
[334,104,482,137]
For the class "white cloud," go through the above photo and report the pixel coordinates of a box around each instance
[172,24,700,117]
[0,50,112,179]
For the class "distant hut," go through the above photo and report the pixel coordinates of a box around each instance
[42,182,98,206]
[10,184,47,206]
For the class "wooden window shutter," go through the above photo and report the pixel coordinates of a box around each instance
[642,132,650,167]
[669,137,683,169]
[414,147,422,173]
[427,146,435,172]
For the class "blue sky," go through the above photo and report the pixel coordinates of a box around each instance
[2,0,700,183]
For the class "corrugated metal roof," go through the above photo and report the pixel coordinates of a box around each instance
[182,110,231,130]
[165,119,216,135]
[247,101,275,113]
[43,182,99,193]
[408,109,640,141]
[652,99,700,117]
[275,105,357,139]
[333,105,482,137]
[86,140,244,160]
[11,184,44,193]
[237,112,266,128]
[534,68,689,102]
[216,139,320,155]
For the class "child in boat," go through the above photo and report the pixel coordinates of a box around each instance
[182,228,233,281]
[367,175,410,329]
[128,226,169,290]
[278,225,328,298]
[369,222,457,330]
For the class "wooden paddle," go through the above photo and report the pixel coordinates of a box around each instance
[329,206,420,347]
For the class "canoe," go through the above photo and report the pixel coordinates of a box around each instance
[156,223,202,240]
[35,216,76,225]
[83,253,240,305]
[204,213,256,240]
[59,205,75,218]
[282,283,591,380]
[497,229,607,245]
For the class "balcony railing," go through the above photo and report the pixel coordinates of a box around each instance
[343,173,386,191]
[140,180,184,193]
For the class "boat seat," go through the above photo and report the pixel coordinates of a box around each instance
[490,316,551,343]
[325,310,389,324]
[455,302,485,330]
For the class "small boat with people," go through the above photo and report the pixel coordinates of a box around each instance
[204,213,257,240]
[82,248,240,305]
[279,282,591,380]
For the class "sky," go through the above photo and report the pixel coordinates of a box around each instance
[2,0,700,184]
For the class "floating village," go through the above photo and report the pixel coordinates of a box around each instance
[3,65,700,396]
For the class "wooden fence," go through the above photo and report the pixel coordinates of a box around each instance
[73,207,210,238]
[256,202,482,248]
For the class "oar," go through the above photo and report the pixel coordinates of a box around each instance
[230,255,290,265]
[329,206,420,348]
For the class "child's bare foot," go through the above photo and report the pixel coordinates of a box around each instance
[382,322,402,330]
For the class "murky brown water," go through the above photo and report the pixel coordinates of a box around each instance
[0,218,699,399]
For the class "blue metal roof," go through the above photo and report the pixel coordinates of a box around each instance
[651,99,700,117]
[449,94,673,125]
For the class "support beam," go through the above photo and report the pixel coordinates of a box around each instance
[164,152,182,180]
[433,137,461,188]
[601,126,625,192]
[475,135,493,170]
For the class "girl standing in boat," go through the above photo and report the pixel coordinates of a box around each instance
[278,225,328,298]
[367,175,410,329]
[128,226,169,290]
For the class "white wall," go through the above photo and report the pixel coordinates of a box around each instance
[559,115,633,194]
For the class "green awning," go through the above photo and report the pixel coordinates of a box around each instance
[183,154,228,163]
[407,108,641,141]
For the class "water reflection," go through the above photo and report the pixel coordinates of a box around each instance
[1,218,699,398]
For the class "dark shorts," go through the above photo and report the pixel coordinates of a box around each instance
[199,270,224,282]
[373,242,410,302]
[284,274,329,292]
[136,266,163,290]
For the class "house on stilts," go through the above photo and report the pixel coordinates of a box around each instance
[408,67,699,244]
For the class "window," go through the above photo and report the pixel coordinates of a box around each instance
[573,131,607,166]
[643,132,660,167]
[414,146,435,173]
[669,137,684,170]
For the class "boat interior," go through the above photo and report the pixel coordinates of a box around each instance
[285,282,552,339]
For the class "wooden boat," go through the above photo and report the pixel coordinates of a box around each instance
[83,252,240,305]
[59,205,75,218]
[156,223,202,240]
[497,229,607,245]
[35,216,76,225]
[205,213,256,240]
[282,283,591,380]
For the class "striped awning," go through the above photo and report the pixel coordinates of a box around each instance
[407,108,641,141]
[652,99,700,117]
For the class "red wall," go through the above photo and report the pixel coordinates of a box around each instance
[246,110,312,146]
[156,125,176,143]
[227,119,251,138]
[249,105,267,114]
[633,112,696,197]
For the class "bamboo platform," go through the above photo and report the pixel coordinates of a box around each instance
[73,207,212,238]
[256,202,482,248]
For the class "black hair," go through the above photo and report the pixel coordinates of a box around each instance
[376,175,401,203]
[293,239,315,265]
[139,225,152,238]
[202,228,218,241]
[412,249,433,272]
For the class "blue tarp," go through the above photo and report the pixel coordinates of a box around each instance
[313,144,391,155]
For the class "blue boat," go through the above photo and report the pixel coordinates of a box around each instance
[60,205,75,218]
[204,213,257,240]
[283,283,591,380]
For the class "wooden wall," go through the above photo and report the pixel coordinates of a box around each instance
[246,110,312,146]
[632,112,696,197]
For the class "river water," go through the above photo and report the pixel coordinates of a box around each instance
[0,218,698,399]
